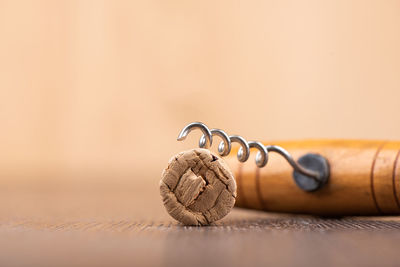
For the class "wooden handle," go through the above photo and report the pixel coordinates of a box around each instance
[224,140,400,216]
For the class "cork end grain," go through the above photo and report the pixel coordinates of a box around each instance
[160,148,237,226]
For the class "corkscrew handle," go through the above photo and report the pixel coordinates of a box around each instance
[228,140,400,216]
[177,122,330,191]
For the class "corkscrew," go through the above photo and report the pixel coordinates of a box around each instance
[177,122,330,191]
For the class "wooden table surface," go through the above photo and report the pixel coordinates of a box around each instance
[1,173,400,267]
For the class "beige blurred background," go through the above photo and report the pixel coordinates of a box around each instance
[1,0,400,196]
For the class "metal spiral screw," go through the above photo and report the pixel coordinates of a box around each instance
[177,122,330,191]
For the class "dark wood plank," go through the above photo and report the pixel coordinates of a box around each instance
[1,175,400,267]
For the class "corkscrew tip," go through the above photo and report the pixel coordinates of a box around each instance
[177,122,213,148]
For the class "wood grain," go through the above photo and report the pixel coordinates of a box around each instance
[1,170,400,266]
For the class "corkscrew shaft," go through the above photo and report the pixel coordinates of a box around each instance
[265,145,320,180]
[177,122,330,191]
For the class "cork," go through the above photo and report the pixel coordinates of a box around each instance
[160,148,236,225]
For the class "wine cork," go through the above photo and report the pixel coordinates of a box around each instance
[160,148,236,225]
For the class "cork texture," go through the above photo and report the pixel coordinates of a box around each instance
[160,148,236,225]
